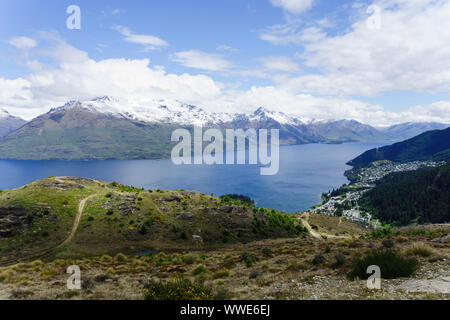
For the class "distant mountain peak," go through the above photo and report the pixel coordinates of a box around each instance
[0,108,25,121]
[253,106,270,115]
[0,108,10,118]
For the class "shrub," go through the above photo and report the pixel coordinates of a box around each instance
[213,270,230,279]
[94,274,111,282]
[244,256,254,268]
[114,253,127,262]
[331,253,346,269]
[249,270,260,279]
[138,225,148,235]
[192,265,207,275]
[404,243,435,258]
[184,255,194,265]
[348,250,418,280]
[382,238,395,249]
[312,254,326,265]
[144,277,212,300]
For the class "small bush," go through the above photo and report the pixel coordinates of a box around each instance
[348,250,418,280]
[312,254,326,265]
[192,265,207,275]
[244,256,254,268]
[94,274,111,282]
[213,270,230,279]
[144,277,212,300]
[331,253,346,269]
[182,256,194,265]
[114,253,127,263]
[138,225,147,235]
[382,238,395,249]
[249,270,260,279]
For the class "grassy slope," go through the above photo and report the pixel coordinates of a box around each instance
[0,177,308,263]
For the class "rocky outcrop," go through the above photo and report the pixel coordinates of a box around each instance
[99,195,137,216]
[0,206,29,238]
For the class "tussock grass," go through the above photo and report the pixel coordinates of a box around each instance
[404,243,436,258]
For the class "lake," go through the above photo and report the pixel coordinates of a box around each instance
[0,142,385,213]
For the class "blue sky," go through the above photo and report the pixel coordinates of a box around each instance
[1,0,450,125]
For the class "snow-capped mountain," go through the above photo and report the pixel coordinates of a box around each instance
[46,96,312,127]
[0,108,10,119]
[246,107,311,125]
[47,96,235,126]
[1,96,448,161]
[0,108,27,137]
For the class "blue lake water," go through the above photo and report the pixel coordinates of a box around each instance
[0,142,386,213]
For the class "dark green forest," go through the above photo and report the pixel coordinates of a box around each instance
[360,163,450,226]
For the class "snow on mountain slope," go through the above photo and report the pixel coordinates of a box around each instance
[0,108,11,119]
[248,107,310,125]
[47,97,310,126]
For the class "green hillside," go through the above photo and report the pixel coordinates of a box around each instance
[0,107,178,160]
[348,127,450,167]
[0,177,306,264]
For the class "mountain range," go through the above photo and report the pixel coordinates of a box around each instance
[0,96,448,160]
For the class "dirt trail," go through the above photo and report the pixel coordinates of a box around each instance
[298,212,351,240]
[298,212,323,240]
[0,193,97,266]
[56,194,96,249]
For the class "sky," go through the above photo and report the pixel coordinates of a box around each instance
[1,0,450,126]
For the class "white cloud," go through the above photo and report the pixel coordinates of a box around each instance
[111,8,122,15]
[269,0,316,14]
[263,0,450,96]
[258,56,301,72]
[171,50,232,71]
[112,25,168,50]
[1,31,450,127]
[8,36,37,49]
[216,45,239,53]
